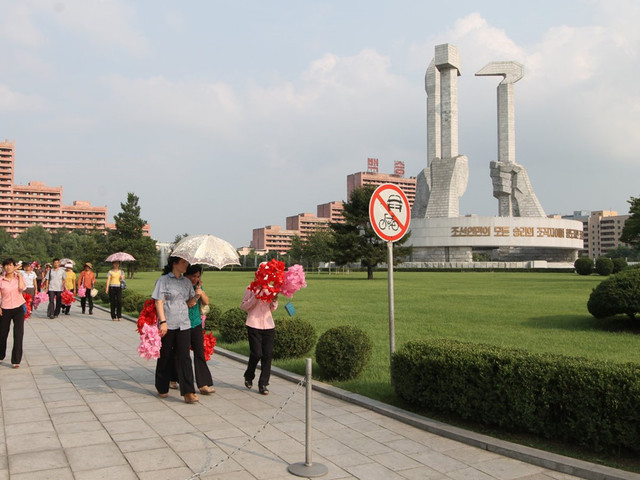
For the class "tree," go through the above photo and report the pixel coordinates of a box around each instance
[108,192,157,277]
[620,196,640,250]
[330,185,411,279]
[113,192,147,240]
[304,229,334,268]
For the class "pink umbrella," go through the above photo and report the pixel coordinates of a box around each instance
[105,252,136,262]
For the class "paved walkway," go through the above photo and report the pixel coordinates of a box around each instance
[0,304,636,480]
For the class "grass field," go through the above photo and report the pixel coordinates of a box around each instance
[114,270,640,470]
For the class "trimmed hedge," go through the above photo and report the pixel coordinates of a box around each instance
[316,326,372,381]
[587,268,640,319]
[204,304,222,332]
[595,257,614,276]
[612,257,628,273]
[391,338,640,453]
[574,257,594,275]
[273,317,316,359]
[122,290,147,315]
[218,307,247,343]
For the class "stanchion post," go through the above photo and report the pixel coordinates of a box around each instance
[288,358,328,477]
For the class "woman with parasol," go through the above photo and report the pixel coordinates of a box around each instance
[152,256,199,403]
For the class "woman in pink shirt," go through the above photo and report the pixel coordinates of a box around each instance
[241,285,278,395]
[0,258,27,368]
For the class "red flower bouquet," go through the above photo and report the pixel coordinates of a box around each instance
[61,289,76,306]
[22,293,32,320]
[203,331,216,361]
[249,259,285,302]
[137,299,157,334]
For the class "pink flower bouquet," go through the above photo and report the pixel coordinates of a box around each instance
[280,264,307,297]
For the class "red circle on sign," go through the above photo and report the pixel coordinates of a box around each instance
[369,184,411,242]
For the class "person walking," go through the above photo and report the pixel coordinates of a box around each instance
[33,262,44,292]
[63,263,76,315]
[153,256,199,404]
[0,258,27,368]
[19,261,38,307]
[78,263,95,314]
[241,279,278,395]
[43,259,65,319]
[105,261,124,321]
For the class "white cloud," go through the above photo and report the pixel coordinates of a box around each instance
[0,84,46,112]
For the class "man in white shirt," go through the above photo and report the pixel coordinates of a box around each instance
[44,258,66,319]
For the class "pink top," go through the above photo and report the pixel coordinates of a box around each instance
[0,275,26,309]
[241,287,277,330]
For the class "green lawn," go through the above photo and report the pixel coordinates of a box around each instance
[117,270,640,470]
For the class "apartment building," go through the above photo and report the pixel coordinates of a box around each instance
[0,139,149,237]
[563,210,630,258]
[251,161,416,253]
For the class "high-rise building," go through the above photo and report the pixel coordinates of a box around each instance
[563,210,630,258]
[0,139,150,237]
[250,162,416,253]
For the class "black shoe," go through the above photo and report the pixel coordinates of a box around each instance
[259,385,269,395]
[82,310,85,314]
[244,379,252,389]
[89,310,93,315]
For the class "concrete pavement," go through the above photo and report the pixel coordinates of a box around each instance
[0,303,636,479]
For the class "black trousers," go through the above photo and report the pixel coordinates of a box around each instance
[47,291,62,317]
[244,326,275,387]
[156,328,196,396]
[0,306,25,365]
[169,325,213,388]
[108,286,122,319]
[80,294,94,312]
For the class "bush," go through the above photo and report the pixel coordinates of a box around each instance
[595,257,614,276]
[94,282,109,303]
[612,257,628,273]
[273,317,316,359]
[204,304,222,332]
[574,257,594,275]
[316,326,372,381]
[587,268,640,319]
[122,291,147,315]
[391,338,640,454]
[218,307,247,343]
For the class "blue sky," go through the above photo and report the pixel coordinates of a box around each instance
[1,0,638,247]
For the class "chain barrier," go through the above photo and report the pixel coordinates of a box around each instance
[185,376,307,480]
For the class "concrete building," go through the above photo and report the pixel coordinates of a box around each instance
[0,139,150,237]
[563,210,630,258]
[249,165,416,254]
[347,171,416,208]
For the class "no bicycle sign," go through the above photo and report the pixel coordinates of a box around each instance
[369,183,411,242]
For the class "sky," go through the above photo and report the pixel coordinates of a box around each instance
[1,0,639,248]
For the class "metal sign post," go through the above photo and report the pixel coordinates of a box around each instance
[369,184,411,369]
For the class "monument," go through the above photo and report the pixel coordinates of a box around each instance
[409,44,583,265]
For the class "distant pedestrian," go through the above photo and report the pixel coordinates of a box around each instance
[63,264,76,315]
[0,258,26,368]
[20,262,38,306]
[105,261,124,321]
[33,262,43,291]
[43,259,65,319]
[78,263,95,315]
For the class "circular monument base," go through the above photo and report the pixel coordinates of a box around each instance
[288,462,328,477]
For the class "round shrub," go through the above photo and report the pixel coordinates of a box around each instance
[316,326,373,381]
[94,282,109,303]
[595,257,614,276]
[587,268,640,319]
[612,257,628,273]
[122,291,147,315]
[574,257,594,276]
[273,317,316,359]
[219,307,247,343]
[204,304,222,332]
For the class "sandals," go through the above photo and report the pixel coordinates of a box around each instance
[199,385,216,395]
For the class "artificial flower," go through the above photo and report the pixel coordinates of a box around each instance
[32,291,48,310]
[137,299,157,334]
[203,331,216,361]
[61,289,76,306]
[249,259,285,302]
[137,323,162,359]
[22,293,32,320]
[78,285,86,298]
[280,264,307,297]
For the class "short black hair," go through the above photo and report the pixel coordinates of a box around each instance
[2,258,15,267]
[186,264,203,276]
